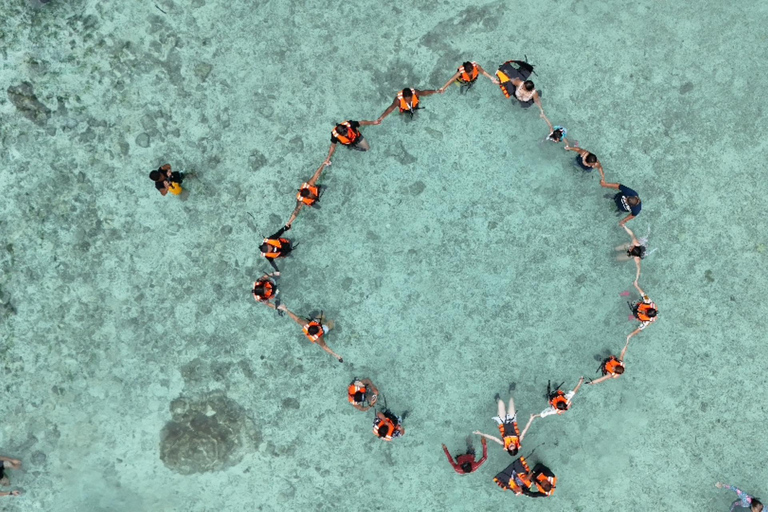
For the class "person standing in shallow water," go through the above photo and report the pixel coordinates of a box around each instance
[715,482,764,511]
[377,87,440,122]
[276,304,344,363]
[324,119,379,165]
[438,61,498,94]
[600,179,642,227]
[442,436,488,474]
[149,164,184,197]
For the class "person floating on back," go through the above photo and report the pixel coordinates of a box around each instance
[493,455,533,495]
[523,464,557,498]
[564,144,603,174]
[149,164,184,196]
[442,435,488,475]
[715,482,763,512]
[626,282,657,343]
[473,392,528,457]
[377,87,439,122]
[600,180,642,226]
[438,61,498,94]
[276,304,343,363]
[286,162,329,228]
[372,409,406,441]
[588,338,631,386]
[324,119,379,165]
[540,112,569,145]
[347,377,379,411]
[252,271,279,306]
[260,225,292,272]
[495,59,543,111]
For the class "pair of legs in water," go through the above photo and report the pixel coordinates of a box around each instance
[0,456,22,497]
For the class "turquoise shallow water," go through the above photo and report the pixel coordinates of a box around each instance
[2,0,768,511]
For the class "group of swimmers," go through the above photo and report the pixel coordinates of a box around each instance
[139,59,759,509]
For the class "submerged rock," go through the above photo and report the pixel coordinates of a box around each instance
[7,82,51,126]
[159,391,260,475]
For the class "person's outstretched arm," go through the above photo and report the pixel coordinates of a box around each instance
[519,413,537,441]
[600,179,620,190]
[267,225,290,240]
[1,491,22,497]
[715,482,754,509]
[477,437,488,465]
[439,71,461,93]
[596,162,606,181]
[588,374,612,385]
[472,430,504,446]
[570,376,585,398]
[286,203,304,229]
[358,120,379,126]
[625,327,642,345]
[441,444,461,472]
[277,304,306,327]
[318,339,343,362]
[618,213,636,227]
[620,337,631,361]
[533,91,543,112]
[361,378,379,405]
[307,161,328,187]
[540,112,554,132]
[565,145,586,155]
[416,88,440,97]
[475,63,498,84]
[324,143,337,166]
[377,99,398,123]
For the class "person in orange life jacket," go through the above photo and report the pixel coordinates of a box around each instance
[286,161,329,228]
[522,463,557,498]
[473,393,527,456]
[616,224,648,284]
[376,87,440,122]
[347,377,379,411]
[260,225,292,272]
[600,179,642,227]
[495,60,543,111]
[149,164,185,196]
[438,61,498,94]
[493,455,533,495]
[252,271,280,306]
[626,281,657,343]
[564,144,604,175]
[525,377,585,431]
[276,304,343,362]
[587,338,631,386]
[372,409,406,441]
[323,119,379,165]
[442,435,488,475]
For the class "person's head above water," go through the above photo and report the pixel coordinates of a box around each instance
[537,478,553,492]
[353,390,365,403]
[751,499,764,512]
[401,88,413,98]
[629,244,646,258]
[644,307,657,318]
[462,61,474,72]
[585,153,598,164]
[336,123,349,135]
[555,399,568,410]
[613,364,625,374]
[506,445,520,456]
[377,423,390,437]
[149,170,162,181]
[259,242,271,253]
[299,188,312,198]
[523,80,535,91]
[307,323,321,336]
[460,461,473,473]
[551,128,563,141]
[626,196,641,207]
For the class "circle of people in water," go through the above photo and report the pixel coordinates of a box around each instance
[149,59,657,499]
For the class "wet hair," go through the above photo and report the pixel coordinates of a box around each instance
[460,462,473,473]
[523,80,535,91]
[377,424,389,437]
[252,284,265,296]
[752,499,763,511]
[627,196,641,207]
[336,123,349,135]
[507,446,519,456]
[645,308,658,318]
[628,245,646,258]
[585,153,598,164]
[259,242,271,253]
[555,400,568,411]
[538,479,553,492]
[551,129,563,141]
[402,88,413,97]
[307,324,321,336]
[299,188,311,198]
[149,170,162,181]
[462,61,474,72]
[353,391,365,403]
[614,364,625,375]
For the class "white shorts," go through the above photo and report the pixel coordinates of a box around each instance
[492,413,517,425]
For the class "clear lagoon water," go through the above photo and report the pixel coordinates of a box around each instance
[1,0,767,511]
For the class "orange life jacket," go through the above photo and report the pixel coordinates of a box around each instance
[297,183,319,206]
[602,356,624,376]
[532,471,557,496]
[332,121,359,145]
[498,422,521,452]
[262,238,290,259]
[635,301,657,322]
[495,68,513,98]
[397,89,420,113]
[549,391,569,412]
[303,321,323,343]
[253,278,274,300]
[494,456,532,494]
[348,383,366,404]
[373,417,396,441]
[457,64,479,84]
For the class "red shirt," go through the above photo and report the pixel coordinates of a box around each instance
[442,441,488,474]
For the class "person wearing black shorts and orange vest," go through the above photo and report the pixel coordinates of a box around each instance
[252,271,280,306]
[588,339,631,386]
[149,164,184,196]
[377,87,440,122]
[626,281,657,343]
[324,119,379,165]
[260,225,292,272]
[276,304,343,362]
[474,393,527,456]
[286,162,329,228]
[494,455,533,495]
[495,60,543,111]
[523,464,557,498]
[347,377,378,411]
[442,435,488,475]
[524,377,585,433]
[438,61,498,94]
[372,409,406,441]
